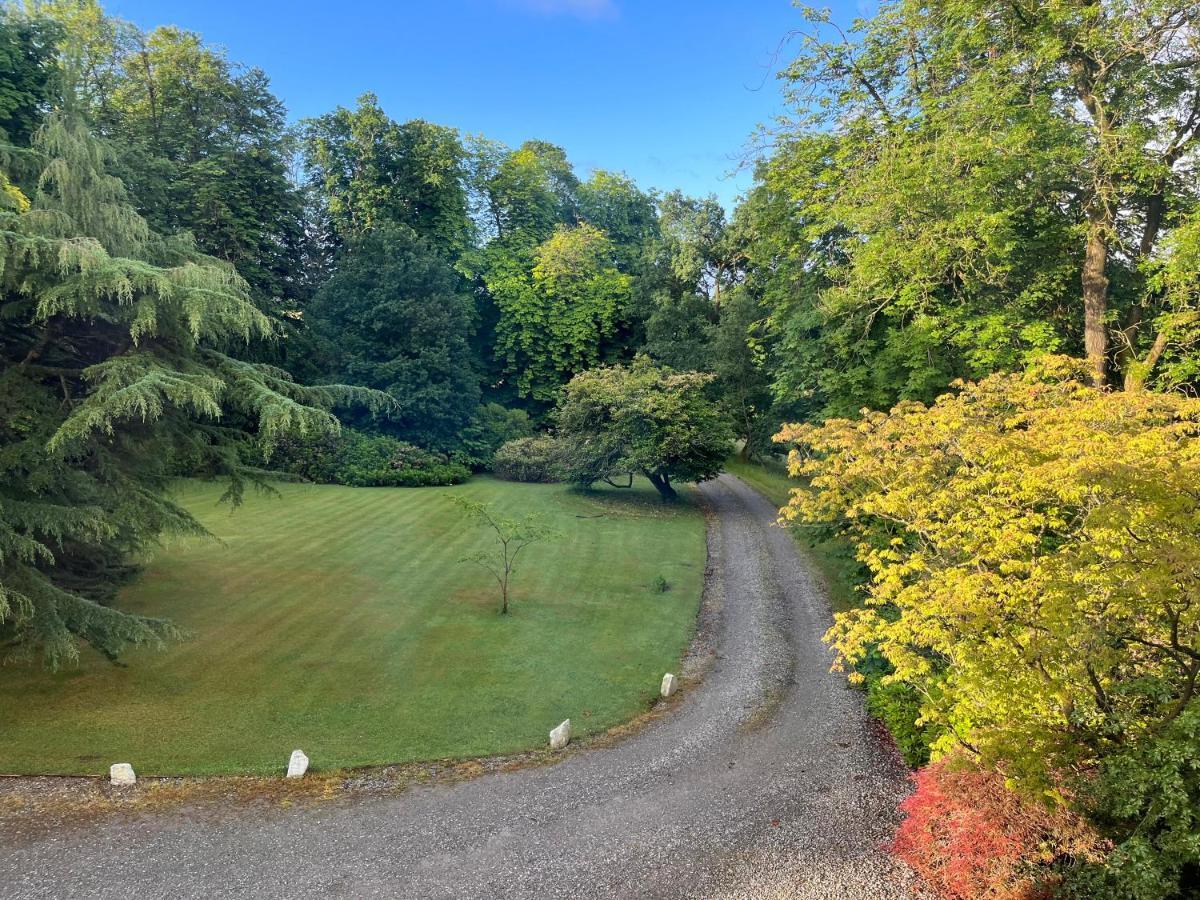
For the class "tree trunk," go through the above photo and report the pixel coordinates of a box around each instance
[644,471,678,502]
[1082,211,1111,388]
[1124,331,1170,393]
[501,576,509,615]
[1069,47,1114,389]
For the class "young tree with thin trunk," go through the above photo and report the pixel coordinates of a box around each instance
[453,497,555,615]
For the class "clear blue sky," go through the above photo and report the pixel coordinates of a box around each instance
[102,0,864,209]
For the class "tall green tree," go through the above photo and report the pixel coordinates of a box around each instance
[577,170,658,272]
[36,3,308,306]
[487,223,631,403]
[474,139,579,246]
[302,93,471,257]
[0,7,59,145]
[754,0,1200,414]
[0,112,379,667]
[658,190,742,306]
[306,225,479,448]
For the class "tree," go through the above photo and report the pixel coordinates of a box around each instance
[757,0,1200,408]
[306,224,479,449]
[488,223,632,403]
[709,288,775,460]
[453,497,555,615]
[642,290,714,372]
[577,170,659,273]
[302,93,471,257]
[556,358,731,500]
[36,4,308,307]
[473,139,579,246]
[658,190,741,306]
[0,7,59,146]
[0,111,382,668]
[777,358,1200,890]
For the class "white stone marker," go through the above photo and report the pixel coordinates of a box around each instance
[661,672,679,698]
[549,719,571,750]
[109,763,136,787]
[286,749,309,778]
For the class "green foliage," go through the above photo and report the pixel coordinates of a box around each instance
[472,139,579,246]
[657,190,740,303]
[556,357,731,500]
[487,223,632,402]
[0,111,381,667]
[266,429,469,488]
[1065,705,1200,899]
[0,7,59,146]
[710,288,775,458]
[306,224,480,448]
[643,290,714,372]
[302,93,471,256]
[491,436,564,484]
[748,0,1200,411]
[577,169,659,274]
[456,403,533,470]
[865,677,932,769]
[36,4,309,306]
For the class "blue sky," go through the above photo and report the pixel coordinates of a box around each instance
[102,0,863,209]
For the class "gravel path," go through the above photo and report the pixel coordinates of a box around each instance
[2,475,920,899]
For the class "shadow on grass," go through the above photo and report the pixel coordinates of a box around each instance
[566,478,704,519]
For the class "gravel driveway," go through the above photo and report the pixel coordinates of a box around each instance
[2,475,920,899]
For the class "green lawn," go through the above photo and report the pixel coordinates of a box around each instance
[725,457,862,613]
[0,477,705,776]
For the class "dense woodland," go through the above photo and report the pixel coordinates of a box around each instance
[2,0,1200,897]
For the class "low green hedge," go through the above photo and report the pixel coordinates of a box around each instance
[264,429,470,487]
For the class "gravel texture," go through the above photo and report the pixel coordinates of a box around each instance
[1,475,921,899]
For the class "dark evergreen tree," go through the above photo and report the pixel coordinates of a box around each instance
[0,112,381,667]
[307,225,479,449]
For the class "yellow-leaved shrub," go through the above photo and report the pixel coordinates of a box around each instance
[776,357,1200,788]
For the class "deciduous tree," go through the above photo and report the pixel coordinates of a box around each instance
[453,496,556,615]
[557,358,730,500]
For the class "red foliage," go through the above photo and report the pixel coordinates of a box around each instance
[892,754,1100,900]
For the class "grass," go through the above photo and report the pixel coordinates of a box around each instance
[0,477,706,776]
[724,456,863,613]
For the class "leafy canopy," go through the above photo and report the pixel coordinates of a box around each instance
[556,357,731,500]
[488,223,632,403]
[306,224,479,449]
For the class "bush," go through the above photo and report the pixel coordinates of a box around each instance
[892,754,1105,900]
[492,436,564,483]
[866,677,933,768]
[266,429,469,487]
[779,360,1200,891]
[1062,705,1200,899]
[457,403,534,470]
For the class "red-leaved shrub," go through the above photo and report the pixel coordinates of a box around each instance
[892,753,1103,900]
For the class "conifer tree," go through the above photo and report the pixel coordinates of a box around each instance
[0,111,382,668]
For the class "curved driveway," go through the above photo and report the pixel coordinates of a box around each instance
[3,476,919,899]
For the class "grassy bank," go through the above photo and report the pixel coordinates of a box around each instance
[0,478,705,776]
[724,457,862,613]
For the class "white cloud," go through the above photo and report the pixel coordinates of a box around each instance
[505,0,618,20]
